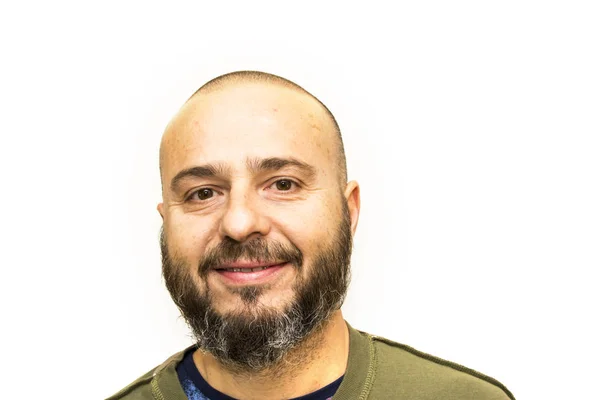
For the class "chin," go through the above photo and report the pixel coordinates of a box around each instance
[211,286,297,315]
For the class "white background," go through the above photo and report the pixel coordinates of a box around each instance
[1,1,598,399]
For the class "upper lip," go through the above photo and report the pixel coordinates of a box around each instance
[214,261,286,270]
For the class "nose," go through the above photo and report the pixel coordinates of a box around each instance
[219,187,270,243]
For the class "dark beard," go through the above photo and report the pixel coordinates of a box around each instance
[161,201,353,373]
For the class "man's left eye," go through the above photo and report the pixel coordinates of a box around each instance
[273,179,295,191]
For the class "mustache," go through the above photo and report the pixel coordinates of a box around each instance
[198,237,304,278]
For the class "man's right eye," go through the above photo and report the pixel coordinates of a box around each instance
[189,188,214,201]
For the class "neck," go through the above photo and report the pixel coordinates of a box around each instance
[192,310,349,400]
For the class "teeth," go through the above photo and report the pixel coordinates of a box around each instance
[223,266,271,272]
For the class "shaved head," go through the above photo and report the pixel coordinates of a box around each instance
[160,70,347,188]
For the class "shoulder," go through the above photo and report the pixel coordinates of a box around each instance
[105,366,157,400]
[364,331,514,400]
[105,347,192,400]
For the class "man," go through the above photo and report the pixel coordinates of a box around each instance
[109,71,514,400]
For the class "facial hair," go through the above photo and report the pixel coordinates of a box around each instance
[161,202,353,373]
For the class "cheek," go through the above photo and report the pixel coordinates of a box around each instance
[274,198,341,257]
[165,213,218,260]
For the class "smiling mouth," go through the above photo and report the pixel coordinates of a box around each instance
[214,260,287,272]
[212,261,289,284]
[217,265,273,273]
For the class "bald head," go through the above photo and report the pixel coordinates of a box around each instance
[160,71,347,188]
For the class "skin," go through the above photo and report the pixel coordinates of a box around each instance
[157,81,361,399]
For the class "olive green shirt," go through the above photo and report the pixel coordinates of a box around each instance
[107,324,514,400]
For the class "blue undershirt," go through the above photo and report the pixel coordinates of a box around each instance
[176,349,343,400]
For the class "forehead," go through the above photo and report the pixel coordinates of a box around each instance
[161,83,337,177]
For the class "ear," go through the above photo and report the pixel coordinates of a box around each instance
[157,203,165,221]
[344,181,361,236]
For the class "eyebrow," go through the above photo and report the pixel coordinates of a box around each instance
[246,157,317,178]
[170,163,231,192]
[170,157,317,193]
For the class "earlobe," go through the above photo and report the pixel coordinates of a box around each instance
[157,203,165,221]
[344,181,361,236]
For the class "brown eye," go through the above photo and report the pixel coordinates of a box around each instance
[275,180,293,191]
[194,188,214,200]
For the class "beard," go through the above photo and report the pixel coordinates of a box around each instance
[160,201,353,373]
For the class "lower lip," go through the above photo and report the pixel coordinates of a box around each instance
[214,263,289,285]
